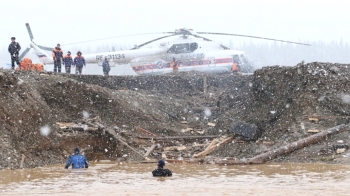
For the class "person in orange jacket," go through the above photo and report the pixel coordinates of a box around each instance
[170,58,178,73]
[52,44,63,73]
[231,61,241,75]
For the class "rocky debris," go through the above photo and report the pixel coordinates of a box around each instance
[229,120,258,141]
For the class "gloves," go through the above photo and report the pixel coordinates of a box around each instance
[64,166,68,169]
[85,166,88,168]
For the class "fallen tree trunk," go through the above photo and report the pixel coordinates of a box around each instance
[218,124,349,165]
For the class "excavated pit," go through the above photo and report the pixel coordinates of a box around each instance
[1,62,350,169]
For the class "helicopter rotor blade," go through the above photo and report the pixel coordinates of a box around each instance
[25,23,34,42]
[191,34,230,50]
[61,33,171,46]
[37,45,53,51]
[197,32,311,46]
[18,47,31,61]
[130,34,177,50]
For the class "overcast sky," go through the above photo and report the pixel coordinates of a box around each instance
[1,0,349,63]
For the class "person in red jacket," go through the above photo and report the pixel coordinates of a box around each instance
[52,44,63,73]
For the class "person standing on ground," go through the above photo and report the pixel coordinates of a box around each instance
[63,51,74,74]
[152,159,172,177]
[8,37,21,70]
[102,57,111,76]
[52,44,63,73]
[231,61,241,75]
[64,148,90,169]
[170,58,178,73]
[74,51,86,75]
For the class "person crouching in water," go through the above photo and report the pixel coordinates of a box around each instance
[74,51,86,75]
[102,57,111,76]
[63,51,74,74]
[64,148,90,169]
[152,159,172,177]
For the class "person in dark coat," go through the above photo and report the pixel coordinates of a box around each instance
[64,148,90,169]
[8,37,21,70]
[102,57,111,76]
[63,51,74,74]
[74,51,86,75]
[152,159,172,177]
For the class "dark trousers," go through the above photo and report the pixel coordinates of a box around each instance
[76,66,83,75]
[54,60,62,72]
[11,54,20,69]
[103,71,109,76]
[65,66,71,74]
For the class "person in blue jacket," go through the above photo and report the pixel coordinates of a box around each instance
[74,51,86,75]
[102,57,111,76]
[64,148,90,169]
[63,51,75,74]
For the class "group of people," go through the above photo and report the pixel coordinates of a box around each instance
[8,37,112,76]
[64,147,172,177]
[52,43,86,75]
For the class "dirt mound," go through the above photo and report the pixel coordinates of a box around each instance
[1,62,350,169]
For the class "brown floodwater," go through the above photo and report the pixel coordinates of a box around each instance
[0,162,349,196]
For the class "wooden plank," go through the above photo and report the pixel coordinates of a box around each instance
[144,144,157,158]
[207,122,216,127]
[137,135,221,140]
[193,136,234,158]
[20,154,26,169]
[308,129,321,133]
[308,118,319,122]
[136,127,157,136]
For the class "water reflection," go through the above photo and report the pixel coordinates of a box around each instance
[0,162,350,195]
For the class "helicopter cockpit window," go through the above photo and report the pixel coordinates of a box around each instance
[167,43,198,54]
[240,54,249,64]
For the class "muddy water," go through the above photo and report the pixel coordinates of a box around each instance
[0,162,349,196]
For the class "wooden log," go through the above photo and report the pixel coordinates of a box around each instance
[136,127,157,136]
[20,154,26,169]
[193,136,234,158]
[144,144,157,158]
[137,135,221,140]
[240,124,348,165]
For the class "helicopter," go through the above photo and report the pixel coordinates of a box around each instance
[18,24,310,75]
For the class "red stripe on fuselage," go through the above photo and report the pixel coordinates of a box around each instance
[132,58,232,72]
